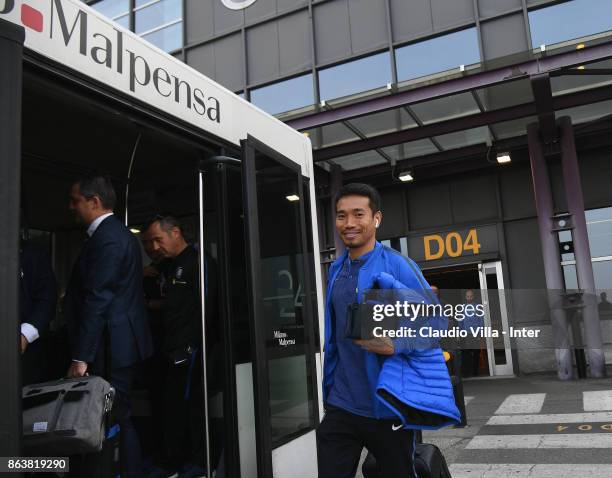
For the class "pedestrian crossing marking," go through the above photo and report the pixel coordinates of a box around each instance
[448,463,612,477]
[465,433,612,449]
[583,390,612,411]
[493,393,545,415]
[488,411,612,425]
[450,391,612,476]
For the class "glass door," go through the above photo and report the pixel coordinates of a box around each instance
[241,136,319,478]
[199,158,250,478]
[478,261,514,376]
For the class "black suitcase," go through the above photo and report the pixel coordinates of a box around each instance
[362,440,452,478]
[414,443,452,478]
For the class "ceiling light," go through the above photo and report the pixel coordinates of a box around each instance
[398,171,414,182]
[496,152,511,164]
[576,43,585,50]
[130,228,141,234]
[286,194,300,201]
[577,65,585,70]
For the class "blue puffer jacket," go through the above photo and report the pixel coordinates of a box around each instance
[323,242,461,429]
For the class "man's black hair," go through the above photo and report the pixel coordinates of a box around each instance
[75,174,117,210]
[145,214,183,234]
[335,183,382,214]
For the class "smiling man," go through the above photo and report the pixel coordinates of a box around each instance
[317,183,459,478]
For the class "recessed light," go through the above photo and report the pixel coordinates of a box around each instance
[130,228,141,234]
[496,152,511,164]
[398,171,414,182]
[576,43,585,50]
[286,195,300,201]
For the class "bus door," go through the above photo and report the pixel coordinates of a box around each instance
[198,139,320,478]
[241,136,320,478]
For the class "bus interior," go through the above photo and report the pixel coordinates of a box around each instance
[19,54,322,477]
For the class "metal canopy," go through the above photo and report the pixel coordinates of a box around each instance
[311,84,612,163]
[283,39,612,174]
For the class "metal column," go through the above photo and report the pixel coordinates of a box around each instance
[527,123,574,380]
[558,116,606,378]
[0,18,24,456]
[329,164,345,258]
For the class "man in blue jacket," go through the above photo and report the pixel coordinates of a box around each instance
[64,174,154,478]
[317,183,459,478]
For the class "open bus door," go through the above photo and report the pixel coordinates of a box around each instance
[239,137,320,477]
[0,17,24,458]
[197,140,321,478]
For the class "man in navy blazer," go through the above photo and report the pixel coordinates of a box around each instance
[64,174,153,478]
[20,241,58,385]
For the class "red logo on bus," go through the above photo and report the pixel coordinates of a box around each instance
[21,3,43,32]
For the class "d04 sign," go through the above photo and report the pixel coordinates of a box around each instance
[423,229,481,260]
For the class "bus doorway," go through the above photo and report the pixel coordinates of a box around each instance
[423,262,514,377]
[16,61,320,478]
[20,66,225,476]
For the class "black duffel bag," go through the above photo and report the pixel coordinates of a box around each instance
[362,442,452,478]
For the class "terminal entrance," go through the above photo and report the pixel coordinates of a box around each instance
[423,261,514,377]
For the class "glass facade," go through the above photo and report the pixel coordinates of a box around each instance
[529,0,612,47]
[245,25,485,116]
[319,52,392,101]
[250,74,314,116]
[237,23,489,116]
[396,28,480,82]
[135,0,182,35]
[90,0,128,19]
[87,0,183,53]
[561,207,612,290]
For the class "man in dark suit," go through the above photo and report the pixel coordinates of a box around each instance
[64,174,153,478]
[20,241,58,385]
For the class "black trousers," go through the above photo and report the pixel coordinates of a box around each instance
[461,349,481,377]
[162,351,206,469]
[316,405,417,478]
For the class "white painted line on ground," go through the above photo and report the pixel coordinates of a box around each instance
[494,393,546,415]
[583,390,612,411]
[466,433,612,449]
[487,411,612,425]
[449,464,612,478]
[464,396,474,406]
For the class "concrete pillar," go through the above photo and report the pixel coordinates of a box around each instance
[558,116,606,378]
[0,18,24,456]
[329,164,345,258]
[527,123,574,380]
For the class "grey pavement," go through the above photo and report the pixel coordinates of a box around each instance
[356,371,612,477]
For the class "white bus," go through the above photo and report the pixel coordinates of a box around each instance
[0,1,324,477]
